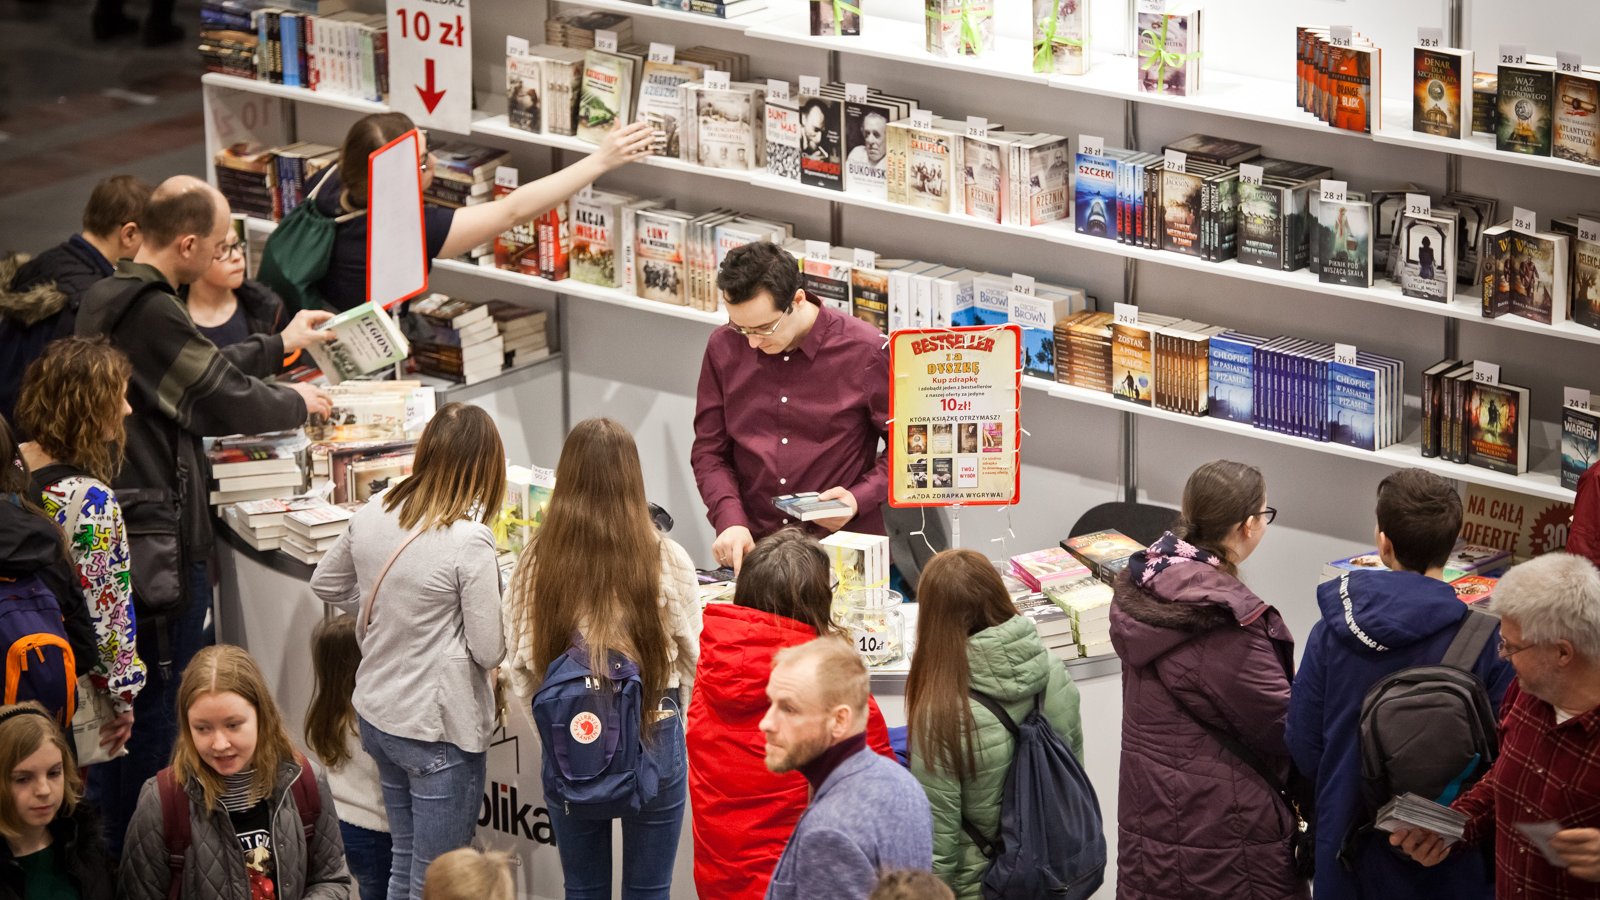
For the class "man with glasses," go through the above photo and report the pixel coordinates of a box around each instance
[1287,468,1514,900]
[75,175,334,857]
[1393,552,1600,893]
[693,241,889,572]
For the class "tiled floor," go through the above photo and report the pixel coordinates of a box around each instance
[0,0,206,255]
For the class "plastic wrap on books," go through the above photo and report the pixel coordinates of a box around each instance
[929,2,994,56]
[825,0,861,36]
[1032,3,1085,74]
[1138,16,1200,93]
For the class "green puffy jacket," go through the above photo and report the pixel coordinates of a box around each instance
[909,613,1085,899]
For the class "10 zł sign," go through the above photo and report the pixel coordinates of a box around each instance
[387,0,472,133]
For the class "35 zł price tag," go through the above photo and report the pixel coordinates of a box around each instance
[1579,218,1600,245]
[1417,27,1443,49]
[853,247,876,270]
[706,70,731,90]
[1334,343,1358,366]
[594,29,618,52]
[1079,134,1105,158]
[1330,25,1353,48]
[1566,386,1592,411]
[1239,163,1264,187]
[910,107,934,128]
[1513,206,1538,233]
[804,240,830,262]
[766,79,791,102]
[845,82,868,104]
[966,116,989,139]
[1320,179,1348,203]
[1405,192,1432,218]
[1011,273,1036,295]
[1163,149,1187,174]
[799,75,822,95]
[648,42,675,64]
[1472,361,1501,386]
[1113,302,1140,327]
[1499,44,1525,66]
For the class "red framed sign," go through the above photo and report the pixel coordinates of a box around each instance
[366,128,430,310]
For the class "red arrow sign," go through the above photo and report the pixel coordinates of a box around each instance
[416,58,446,114]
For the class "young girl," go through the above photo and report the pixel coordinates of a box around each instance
[310,402,505,900]
[503,417,700,899]
[304,616,390,900]
[16,336,147,758]
[118,645,349,900]
[421,848,513,900]
[0,703,112,900]
[904,549,1083,900]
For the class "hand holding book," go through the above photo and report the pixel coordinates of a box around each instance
[282,309,337,353]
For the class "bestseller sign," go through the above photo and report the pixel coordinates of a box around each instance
[888,325,1022,507]
[387,0,472,134]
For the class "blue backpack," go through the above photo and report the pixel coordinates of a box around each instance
[0,574,77,728]
[531,641,662,820]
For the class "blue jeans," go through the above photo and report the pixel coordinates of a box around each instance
[340,821,394,900]
[88,559,212,859]
[547,694,687,900]
[358,717,487,900]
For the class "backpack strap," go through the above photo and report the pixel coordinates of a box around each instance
[290,750,321,843]
[306,165,367,224]
[958,688,1039,861]
[156,766,192,900]
[967,688,1020,736]
[1441,609,1498,672]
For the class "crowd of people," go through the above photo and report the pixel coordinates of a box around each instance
[2,120,1600,900]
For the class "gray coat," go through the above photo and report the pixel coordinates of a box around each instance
[765,745,934,900]
[119,759,351,900]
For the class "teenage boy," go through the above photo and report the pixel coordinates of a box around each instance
[1286,468,1515,900]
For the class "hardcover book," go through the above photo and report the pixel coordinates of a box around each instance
[507,52,543,132]
[1032,0,1088,75]
[1073,149,1118,240]
[569,190,625,287]
[1413,46,1471,139]
[798,94,844,190]
[577,50,636,145]
[962,134,1009,223]
[1554,71,1600,166]
[1328,359,1380,451]
[634,209,690,305]
[773,492,852,521]
[1482,226,1570,325]
[1395,211,1456,302]
[635,59,703,159]
[1207,331,1265,424]
[1316,198,1374,287]
[1110,321,1155,405]
[844,98,897,199]
[305,302,410,385]
[1136,7,1200,96]
[1465,380,1530,475]
[1496,64,1554,156]
[892,120,956,213]
[1015,136,1071,226]
[695,86,757,170]
[1562,401,1600,491]
[925,0,994,57]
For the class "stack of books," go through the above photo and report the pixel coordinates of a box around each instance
[1320,539,1511,605]
[271,141,338,217]
[487,302,551,366]
[280,501,354,565]
[1062,530,1145,584]
[1045,571,1115,657]
[820,531,891,595]
[238,5,389,102]
[544,9,634,49]
[1421,358,1530,474]
[1013,592,1078,661]
[1007,547,1078,592]
[213,144,276,221]
[198,0,260,78]
[1374,794,1467,844]
[208,431,308,507]
[506,43,587,137]
[1295,26,1382,133]
[427,142,510,265]
[1562,392,1600,491]
[221,496,324,552]
[405,294,504,386]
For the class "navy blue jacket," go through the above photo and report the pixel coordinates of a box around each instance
[1287,570,1514,900]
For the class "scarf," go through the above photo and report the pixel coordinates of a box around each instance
[1126,530,1221,588]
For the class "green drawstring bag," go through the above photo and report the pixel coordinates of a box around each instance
[256,168,365,313]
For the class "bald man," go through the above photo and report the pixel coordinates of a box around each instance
[761,637,932,900]
[75,175,334,855]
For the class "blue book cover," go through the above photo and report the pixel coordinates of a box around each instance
[1074,151,1118,240]
[1328,361,1379,450]
[281,13,301,87]
[966,275,1010,327]
[1563,406,1600,491]
[1207,331,1262,424]
[1009,293,1069,380]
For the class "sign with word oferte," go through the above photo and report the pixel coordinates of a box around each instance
[388,0,473,133]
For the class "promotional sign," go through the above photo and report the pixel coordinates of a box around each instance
[366,130,429,308]
[1460,482,1573,561]
[888,325,1022,507]
[387,0,473,133]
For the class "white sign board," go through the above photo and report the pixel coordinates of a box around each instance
[387,0,473,134]
[367,130,429,308]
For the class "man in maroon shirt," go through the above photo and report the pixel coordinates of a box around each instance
[693,242,889,572]
[1392,553,1600,895]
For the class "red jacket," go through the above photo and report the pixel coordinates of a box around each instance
[687,603,895,900]
[1569,463,1600,570]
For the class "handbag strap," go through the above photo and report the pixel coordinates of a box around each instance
[1168,685,1295,808]
[358,527,425,640]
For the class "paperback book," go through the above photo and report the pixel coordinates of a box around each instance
[810,0,860,36]
[925,0,995,57]
[798,94,844,190]
[1413,46,1472,139]
[305,302,410,384]
[844,97,898,199]
[694,85,758,170]
[1562,399,1600,491]
[1136,6,1201,96]
[569,190,626,288]
[1465,379,1531,475]
[1316,198,1375,287]
[634,208,691,304]
[1073,149,1118,240]
[1031,0,1088,75]
[1394,210,1457,302]
[1496,64,1554,156]
[1481,225,1570,325]
[1553,71,1600,166]
[577,49,637,145]
[773,492,852,522]
[765,97,802,181]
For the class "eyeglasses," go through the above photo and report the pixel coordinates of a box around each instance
[1498,638,1540,660]
[1255,507,1278,525]
[725,307,789,337]
[213,239,245,261]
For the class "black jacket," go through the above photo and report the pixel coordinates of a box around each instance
[0,801,115,900]
[0,239,114,423]
[237,278,289,337]
[0,496,96,677]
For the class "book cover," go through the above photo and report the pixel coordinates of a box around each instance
[1328,360,1379,451]
[1413,47,1469,139]
[1032,0,1088,75]
[1485,230,1568,325]
[569,191,622,287]
[1575,233,1600,331]
[802,257,852,314]
[1161,168,1205,257]
[1013,593,1075,640]
[1074,150,1118,239]
[1466,381,1529,475]
[635,60,701,159]
[930,423,953,454]
[306,302,410,384]
[1062,529,1144,581]
[1021,139,1071,226]
[577,50,634,145]
[1317,199,1374,287]
[1208,331,1264,424]
[634,210,688,304]
[1009,292,1068,379]
[1451,575,1498,605]
[931,457,953,488]
[798,95,844,190]
[1554,72,1600,166]
[925,0,994,57]
[962,135,1006,223]
[1472,71,1498,135]
[1496,64,1554,156]
[905,124,955,213]
[765,98,802,181]
[1110,322,1154,405]
[1396,211,1455,302]
[1136,9,1198,96]
[540,52,584,137]
[507,53,543,132]
[850,266,890,333]
[1562,404,1600,491]
[810,0,860,36]
[844,98,894,199]
[695,86,756,170]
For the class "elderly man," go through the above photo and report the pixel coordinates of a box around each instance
[762,637,932,900]
[1393,553,1600,895]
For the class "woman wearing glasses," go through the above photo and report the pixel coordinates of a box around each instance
[185,225,288,351]
[1108,460,1308,900]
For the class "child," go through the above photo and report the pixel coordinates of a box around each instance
[305,616,391,900]
[118,645,350,900]
[421,848,513,900]
[869,870,955,900]
[0,702,112,900]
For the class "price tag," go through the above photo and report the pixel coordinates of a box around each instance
[1579,218,1600,244]
[1078,134,1105,158]
[1334,343,1358,366]
[1239,163,1265,187]
[1472,361,1501,386]
[966,116,989,139]
[1163,149,1187,173]
[1499,44,1526,66]
[1566,386,1592,411]
[706,70,732,90]
[595,29,619,53]
[1331,25,1354,48]
[494,166,518,189]
[576,181,595,199]
[799,75,822,95]
[506,35,529,57]
[1011,273,1036,295]
[766,78,791,102]
[1113,302,1140,327]
[648,42,675,64]
[1558,51,1584,75]
[1417,27,1443,49]
[1320,179,1348,203]
[804,240,830,262]
[405,388,436,433]
[1135,0,1167,14]
[845,82,868,104]
[853,247,876,270]
[910,107,935,128]
[1513,206,1538,233]
[1405,192,1432,217]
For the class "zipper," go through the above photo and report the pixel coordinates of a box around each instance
[5,634,75,722]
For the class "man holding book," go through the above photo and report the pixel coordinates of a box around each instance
[693,241,889,572]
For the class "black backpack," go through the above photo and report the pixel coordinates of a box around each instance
[960,689,1106,900]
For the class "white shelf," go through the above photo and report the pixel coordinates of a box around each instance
[1373,124,1600,179]
[201,72,388,114]
[417,350,565,402]
[434,257,728,324]
[742,11,1053,86]
[549,0,779,31]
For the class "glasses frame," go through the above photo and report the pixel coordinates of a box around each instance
[1255,506,1278,525]
[725,306,790,338]
[1498,637,1540,660]
[212,237,246,261]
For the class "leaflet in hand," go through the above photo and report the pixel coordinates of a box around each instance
[1374,793,1468,844]
[772,491,852,522]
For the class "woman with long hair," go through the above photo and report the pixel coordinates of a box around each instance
[687,528,897,900]
[118,645,348,900]
[0,703,111,900]
[503,417,699,900]
[1109,460,1305,900]
[310,402,506,900]
[16,336,147,759]
[904,548,1083,899]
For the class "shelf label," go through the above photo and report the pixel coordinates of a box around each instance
[1135,0,1167,14]
[1320,179,1348,203]
[1163,149,1187,173]
[853,247,876,270]
[804,240,831,262]
[1113,302,1140,327]
[1579,217,1600,244]
[799,74,822,95]
[910,107,934,128]
[648,42,675,64]
[1558,51,1584,75]
[1011,273,1036,295]
[494,166,518,189]
[1238,163,1264,187]
[1078,134,1105,158]
[1417,27,1443,49]
[966,116,989,139]
[705,70,732,90]
[1472,361,1501,386]
[1330,25,1353,48]
[1512,206,1538,233]
[845,82,868,104]
[1405,192,1432,218]
[1566,386,1592,411]
[1334,343,1358,366]
[766,78,791,102]
[594,29,618,52]
[506,35,529,57]
[387,0,474,133]
[1499,44,1525,66]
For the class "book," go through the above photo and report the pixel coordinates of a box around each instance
[1575,228,1600,330]
[1562,400,1600,491]
[819,531,889,595]
[634,208,691,305]
[1316,198,1374,287]
[1395,209,1457,302]
[1451,575,1498,605]
[1008,547,1079,592]
[1554,71,1600,166]
[798,94,844,191]
[634,59,703,159]
[570,189,627,288]
[1136,6,1201,96]
[888,118,957,213]
[1110,320,1157,405]
[305,302,410,384]
[1413,46,1472,139]
[925,0,994,57]
[810,0,860,35]
[1031,0,1088,75]
[962,133,1011,223]
[1472,71,1498,135]
[1482,225,1570,325]
[1208,331,1266,424]
[1074,149,1118,239]
[764,96,802,181]
[1012,134,1071,226]
[843,97,899,200]
[577,49,637,145]
[773,492,853,522]
[1010,289,1082,380]
[1013,592,1075,641]
[283,501,354,540]
[1465,379,1531,475]
[1061,529,1144,583]
[1496,64,1555,156]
